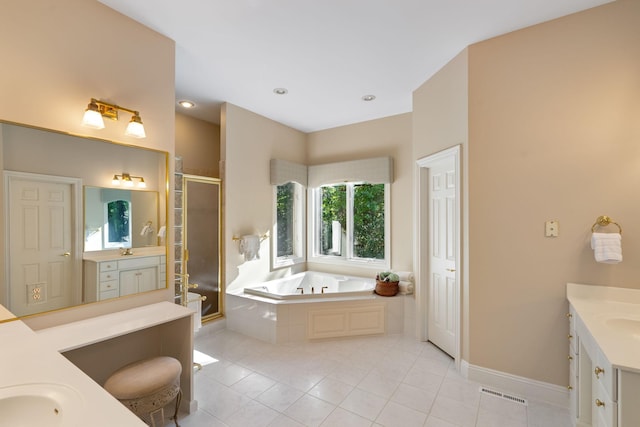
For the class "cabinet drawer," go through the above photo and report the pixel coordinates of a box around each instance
[593,380,617,427]
[100,280,118,292]
[100,271,118,282]
[118,256,160,270]
[99,288,119,301]
[99,261,117,272]
[593,348,616,400]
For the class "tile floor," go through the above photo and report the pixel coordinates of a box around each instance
[177,323,572,427]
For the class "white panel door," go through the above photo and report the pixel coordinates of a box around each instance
[428,157,457,356]
[8,178,74,316]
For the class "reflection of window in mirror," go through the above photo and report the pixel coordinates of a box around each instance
[104,200,132,248]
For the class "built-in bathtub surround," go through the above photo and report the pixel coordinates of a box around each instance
[226,271,415,343]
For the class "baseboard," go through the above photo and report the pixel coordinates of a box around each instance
[464,361,569,408]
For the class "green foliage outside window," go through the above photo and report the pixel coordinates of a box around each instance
[276,183,294,257]
[353,183,385,259]
[320,185,346,254]
[320,183,385,259]
[107,200,130,244]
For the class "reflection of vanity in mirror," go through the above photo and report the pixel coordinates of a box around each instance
[83,187,165,302]
[1,121,168,318]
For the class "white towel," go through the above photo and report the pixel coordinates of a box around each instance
[398,280,414,295]
[591,232,622,264]
[239,235,261,261]
[394,271,414,282]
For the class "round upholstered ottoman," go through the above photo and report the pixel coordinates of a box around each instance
[104,356,182,427]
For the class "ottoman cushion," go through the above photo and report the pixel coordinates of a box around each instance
[104,356,182,400]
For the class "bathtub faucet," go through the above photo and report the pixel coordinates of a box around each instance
[296,287,304,294]
[321,286,328,294]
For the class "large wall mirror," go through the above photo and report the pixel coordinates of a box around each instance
[1,121,168,318]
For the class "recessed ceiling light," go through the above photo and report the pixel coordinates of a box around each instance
[178,100,196,108]
[362,95,376,102]
[273,88,288,95]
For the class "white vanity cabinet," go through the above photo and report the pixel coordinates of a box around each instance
[567,283,640,427]
[84,253,166,301]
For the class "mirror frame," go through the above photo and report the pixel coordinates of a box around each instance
[0,119,169,321]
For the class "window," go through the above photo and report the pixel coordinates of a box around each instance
[310,182,389,268]
[104,199,132,248]
[273,181,305,268]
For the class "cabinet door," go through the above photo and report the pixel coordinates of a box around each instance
[137,267,158,292]
[120,270,139,296]
[120,267,158,296]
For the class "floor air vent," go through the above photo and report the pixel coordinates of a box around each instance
[479,387,528,406]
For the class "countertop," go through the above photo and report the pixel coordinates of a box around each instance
[82,246,165,262]
[567,283,640,373]
[37,302,193,352]
[0,315,145,426]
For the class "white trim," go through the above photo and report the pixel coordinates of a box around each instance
[415,145,461,369]
[467,363,570,409]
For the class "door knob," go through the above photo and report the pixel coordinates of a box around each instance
[446,268,456,272]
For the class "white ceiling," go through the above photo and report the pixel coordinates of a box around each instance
[99,0,612,133]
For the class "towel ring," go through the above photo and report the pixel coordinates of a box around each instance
[591,215,622,234]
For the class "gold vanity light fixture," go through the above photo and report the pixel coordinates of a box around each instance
[112,173,146,188]
[82,98,146,138]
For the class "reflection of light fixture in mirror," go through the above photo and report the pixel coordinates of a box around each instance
[112,173,146,188]
[82,98,146,138]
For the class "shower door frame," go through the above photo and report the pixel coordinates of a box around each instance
[182,174,224,322]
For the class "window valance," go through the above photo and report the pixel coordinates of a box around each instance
[270,159,308,186]
[308,156,393,187]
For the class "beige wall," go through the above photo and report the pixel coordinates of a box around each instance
[413,0,640,387]
[222,103,307,291]
[413,50,470,359]
[307,113,414,277]
[0,0,175,328]
[176,113,221,177]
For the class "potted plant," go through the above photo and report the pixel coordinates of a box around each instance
[375,271,400,296]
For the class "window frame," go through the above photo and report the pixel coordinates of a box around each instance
[308,182,390,269]
[272,181,306,269]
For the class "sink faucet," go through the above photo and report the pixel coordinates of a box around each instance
[120,247,133,256]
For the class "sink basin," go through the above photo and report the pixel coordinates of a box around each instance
[605,318,640,338]
[0,383,83,426]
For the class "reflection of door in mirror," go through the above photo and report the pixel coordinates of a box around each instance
[4,171,82,317]
[182,175,222,321]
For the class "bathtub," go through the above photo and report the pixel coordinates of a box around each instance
[243,271,375,300]
[227,271,408,344]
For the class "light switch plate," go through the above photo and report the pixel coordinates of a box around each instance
[545,220,559,237]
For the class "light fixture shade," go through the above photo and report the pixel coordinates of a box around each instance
[137,177,146,188]
[82,105,105,129]
[112,175,120,185]
[125,113,146,138]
